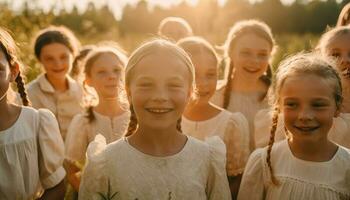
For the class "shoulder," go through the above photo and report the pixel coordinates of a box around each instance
[335,145,350,164]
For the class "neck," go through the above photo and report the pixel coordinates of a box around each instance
[232,71,263,92]
[288,137,337,162]
[94,97,124,117]
[0,97,11,118]
[46,74,68,92]
[128,124,186,156]
[183,100,220,121]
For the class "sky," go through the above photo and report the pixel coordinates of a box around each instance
[2,0,297,20]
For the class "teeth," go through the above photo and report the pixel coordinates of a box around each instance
[147,108,172,113]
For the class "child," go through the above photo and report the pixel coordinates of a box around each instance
[27,26,83,140]
[0,28,66,199]
[337,3,350,27]
[158,17,193,42]
[211,20,276,152]
[178,36,250,198]
[237,53,350,199]
[64,46,130,191]
[79,39,231,199]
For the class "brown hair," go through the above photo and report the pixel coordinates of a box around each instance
[0,27,29,106]
[34,26,80,60]
[337,3,350,27]
[124,39,195,136]
[267,52,342,185]
[222,20,275,109]
[317,26,350,55]
[82,46,128,123]
[158,17,193,41]
[70,45,95,81]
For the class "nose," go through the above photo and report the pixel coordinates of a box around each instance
[195,76,208,88]
[298,106,314,122]
[152,86,168,102]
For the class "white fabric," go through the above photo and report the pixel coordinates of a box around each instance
[238,140,350,200]
[26,74,83,140]
[211,86,269,152]
[182,110,250,175]
[0,107,66,200]
[65,110,130,163]
[79,136,231,200]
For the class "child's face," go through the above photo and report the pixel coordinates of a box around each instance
[230,33,271,79]
[326,34,350,79]
[280,74,339,142]
[39,43,73,80]
[86,53,124,99]
[191,53,217,104]
[127,52,192,130]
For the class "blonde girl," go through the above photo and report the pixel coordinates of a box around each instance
[158,17,193,42]
[27,26,83,140]
[211,20,276,152]
[238,53,350,199]
[178,36,250,198]
[0,28,66,199]
[64,46,130,191]
[79,39,231,200]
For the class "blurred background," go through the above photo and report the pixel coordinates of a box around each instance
[0,0,347,81]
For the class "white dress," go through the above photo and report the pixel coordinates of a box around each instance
[254,110,350,149]
[65,110,130,163]
[182,110,250,176]
[0,107,66,200]
[79,136,231,200]
[237,140,350,200]
[211,85,269,152]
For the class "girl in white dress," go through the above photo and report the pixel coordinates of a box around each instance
[27,26,83,140]
[238,53,350,200]
[0,28,66,199]
[178,36,250,198]
[65,46,130,192]
[211,20,276,152]
[79,39,231,200]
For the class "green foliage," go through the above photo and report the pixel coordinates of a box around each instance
[0,0,345,81]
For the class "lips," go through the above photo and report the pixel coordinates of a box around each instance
[294,125,319,132]
[52,68,66,73]
[145,108,173,114]
[243,67,260,73]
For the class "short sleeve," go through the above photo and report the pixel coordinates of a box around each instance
[65,114,90,163]
[329,113,350,149]
[223,112,250,176]
[37,109,66,189]
[205,137,231,200]
[237,149,265,200]
[79,136,108,200]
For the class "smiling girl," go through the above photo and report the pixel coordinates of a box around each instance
[27,26,82,140]
[79,39,231,200]
[237,53,350,200]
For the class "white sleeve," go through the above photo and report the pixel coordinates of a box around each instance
[205,137,232,200]
[237,148,265,200]
[37,109,66,189]
[224,112,250,176]
[65,114,89,163]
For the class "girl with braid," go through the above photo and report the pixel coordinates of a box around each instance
[79,39,231,200]
[27,26,83,140]
[211,20,276,152]
[0,28,66,199]
[64,46,130,192]
[237,53,350,200]
[178,36,250,199]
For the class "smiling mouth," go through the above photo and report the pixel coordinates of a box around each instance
[52,69,66,73]
[294,126,319,132]
[145,108,173,114]
[243,67,260,73]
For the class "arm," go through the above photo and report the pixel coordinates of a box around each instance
[39,180,66,200]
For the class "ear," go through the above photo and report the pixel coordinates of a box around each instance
[10,62,20,82]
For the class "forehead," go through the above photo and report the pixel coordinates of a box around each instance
[326,33,350,51]
[92,53,123,68]
[191,53,217,70]
[234,33,271,51]
[40,43,71,56]
[130,52,191,80]
[280,74,335,99]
